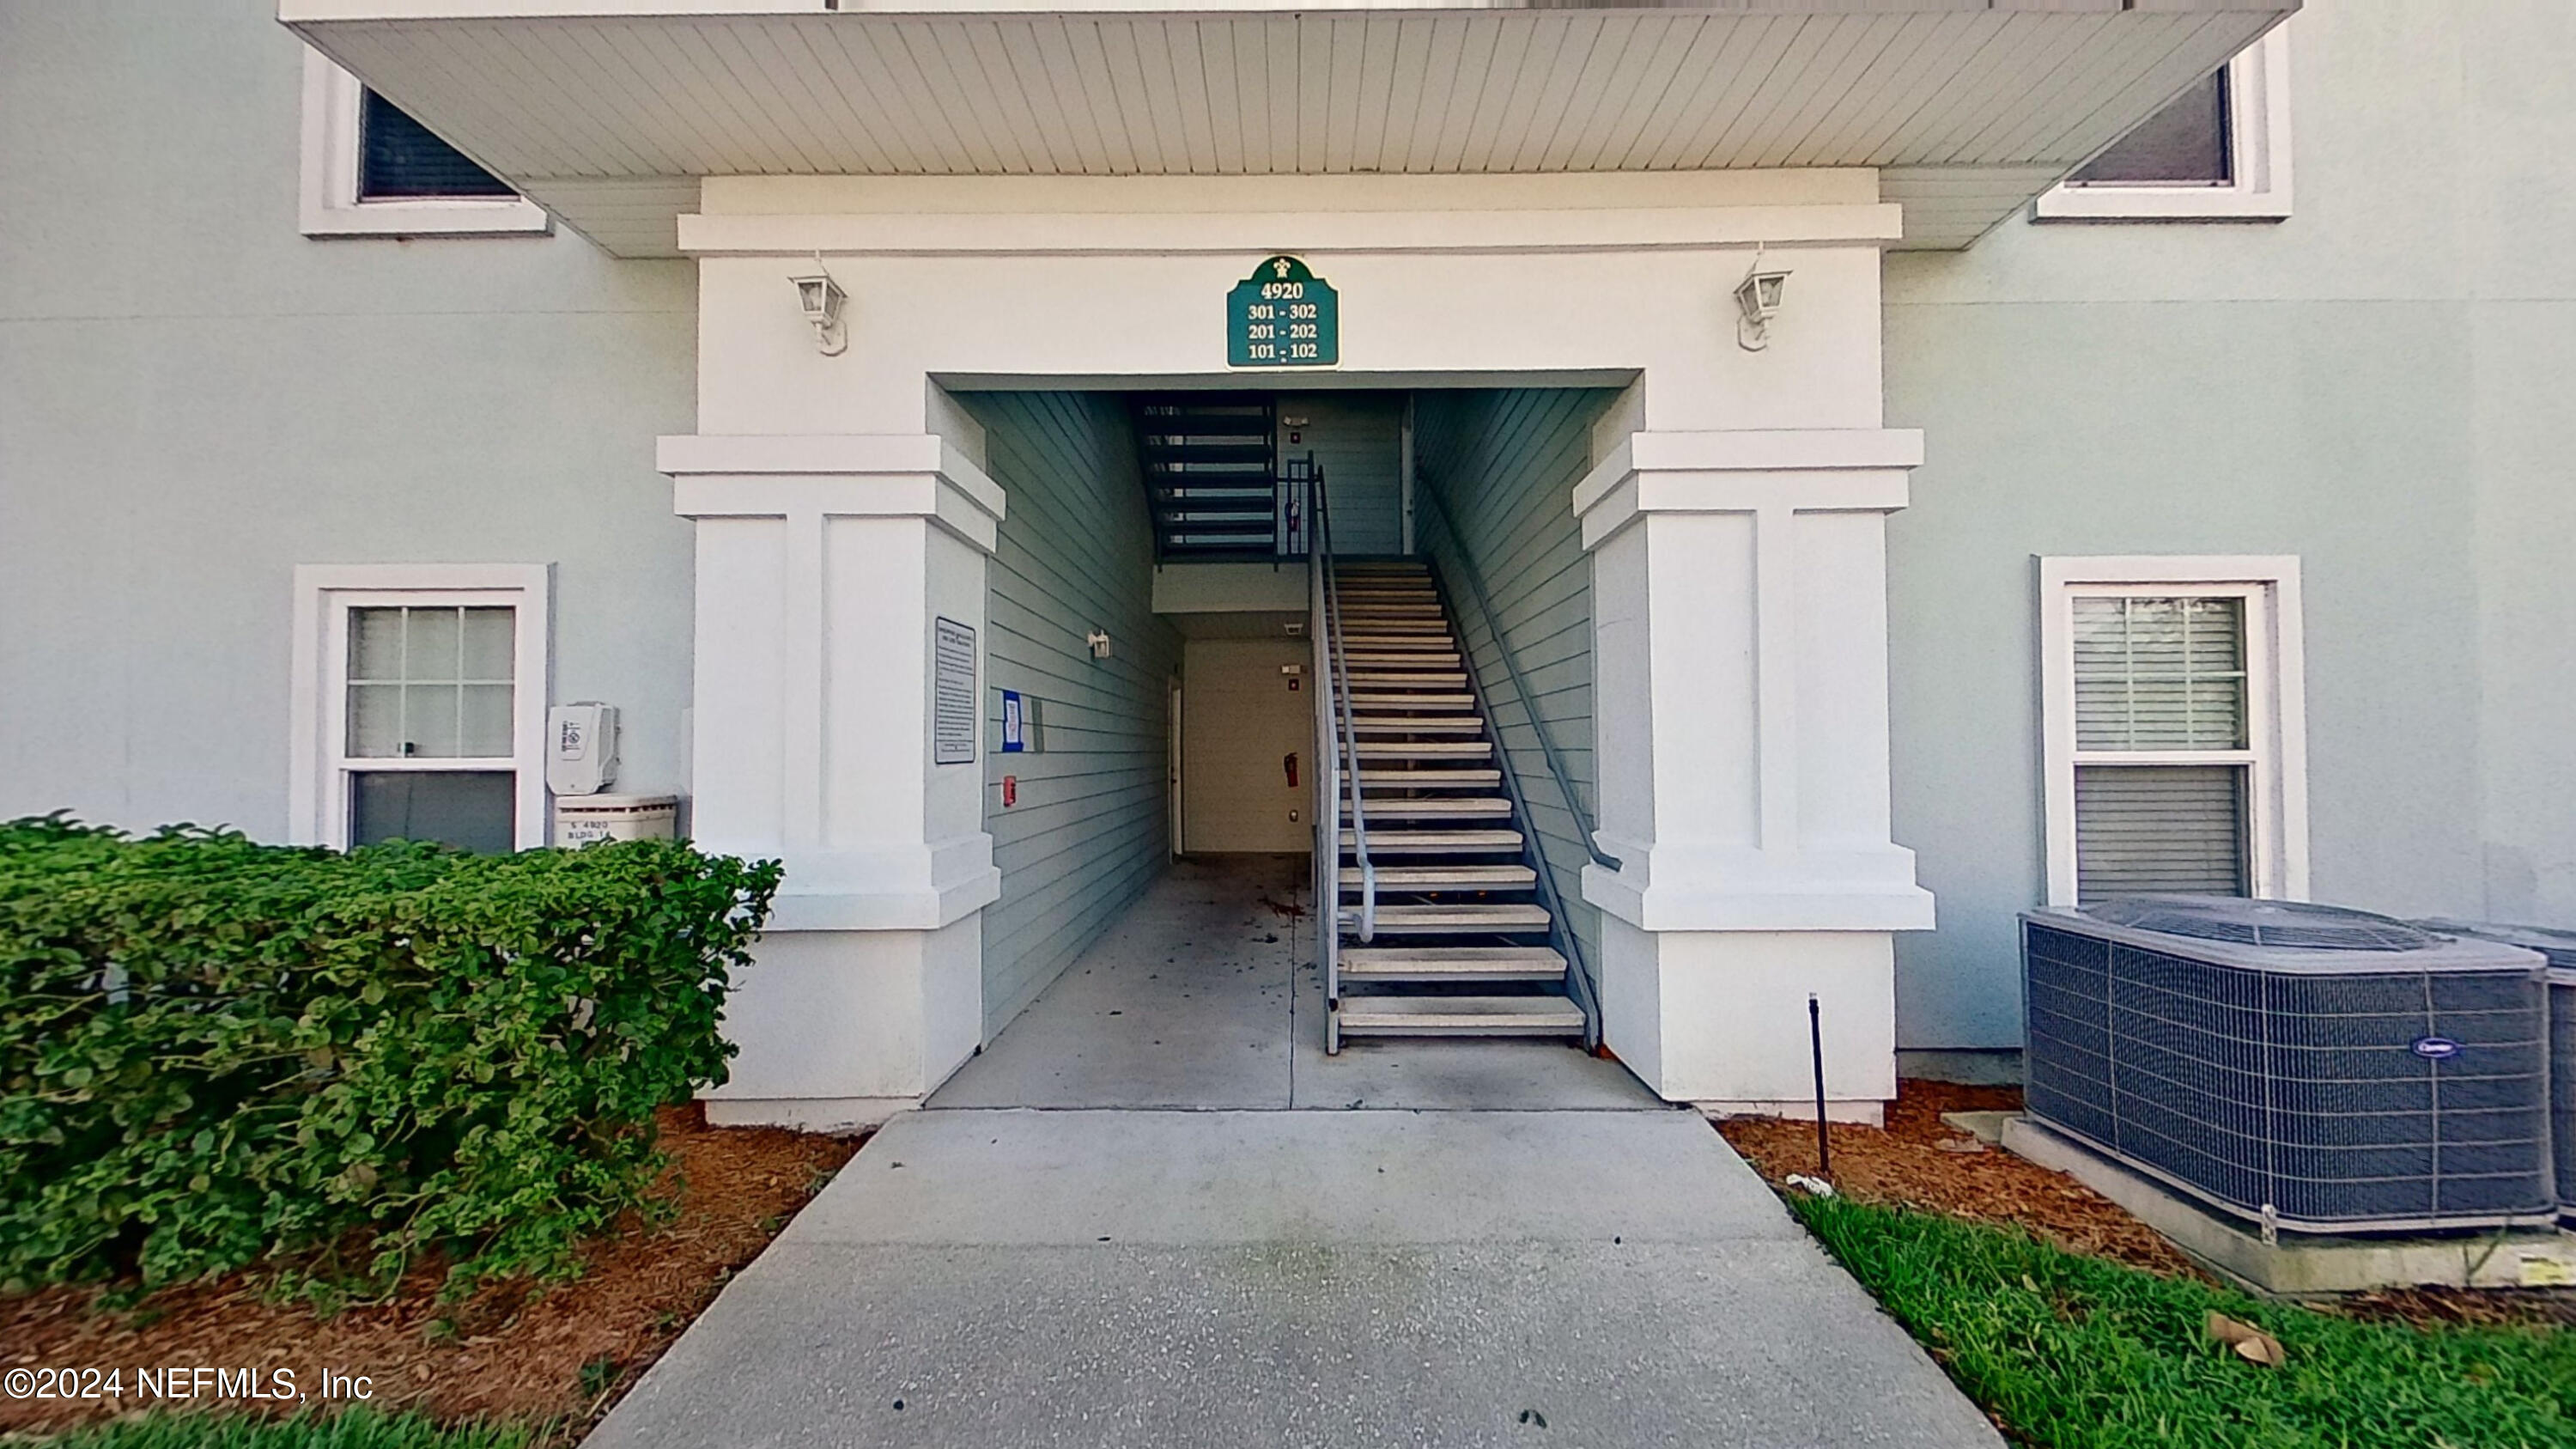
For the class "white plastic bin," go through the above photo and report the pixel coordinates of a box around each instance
[553,793,679,846]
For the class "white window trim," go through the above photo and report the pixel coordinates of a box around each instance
[290,563,553,849]
[299,50,550,239]
[2034,28,2293,223]
[2038,556,2308,908]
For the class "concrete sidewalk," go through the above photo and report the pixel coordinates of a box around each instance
[592,863,2000,1446]
[586,1108,2004,1449]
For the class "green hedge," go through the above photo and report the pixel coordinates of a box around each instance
[0,817,781,1294]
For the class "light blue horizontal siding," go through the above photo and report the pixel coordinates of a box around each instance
[1414,389,1620,983]
[965,392,1182,1038]
[1280,392,1403,556]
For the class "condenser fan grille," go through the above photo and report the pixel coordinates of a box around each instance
[2022,904,2555,1233]
[2082,896,2435,952]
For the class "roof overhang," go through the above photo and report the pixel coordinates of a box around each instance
[280,0,2297,258]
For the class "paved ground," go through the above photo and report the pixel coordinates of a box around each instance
[590,860,2002,1449]
[931,855,1657,1112]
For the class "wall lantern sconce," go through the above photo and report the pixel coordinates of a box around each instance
[789,253,848,356]
[1734,248,1792,353]
[1086,630,1114,660]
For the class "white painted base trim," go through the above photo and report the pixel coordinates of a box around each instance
[1698,1101,1886,1128]
[1600,919,1897,1109]
[703,1097,917,1135]
[705,920,982,1108]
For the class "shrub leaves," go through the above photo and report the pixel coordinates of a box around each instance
[0,816,781,1294]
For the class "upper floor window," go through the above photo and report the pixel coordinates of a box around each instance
[2072,70,2232,188]
[299,50,549,238]
[358,88,517,201]
[2035,28,2291,223]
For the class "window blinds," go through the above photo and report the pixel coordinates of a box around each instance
[2070,594,2253,900]
[2074,764,2251,901]
[2072,595,2247,752]
[359,89,517,200]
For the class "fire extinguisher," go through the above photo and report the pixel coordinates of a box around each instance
[1283,752,1299,788]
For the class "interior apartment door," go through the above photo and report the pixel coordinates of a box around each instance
[1180,637,1312,853]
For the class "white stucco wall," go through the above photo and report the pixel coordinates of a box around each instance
[13,1,2567,1091]
[0,2,698,834]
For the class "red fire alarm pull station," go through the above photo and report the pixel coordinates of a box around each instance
[1001,776,1018,807]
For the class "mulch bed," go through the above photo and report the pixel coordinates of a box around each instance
[0,1106,861,1440]
[1716,1081,2200,1275]
[1717,1081,2576,1330]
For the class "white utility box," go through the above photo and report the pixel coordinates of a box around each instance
[547,702,619,795]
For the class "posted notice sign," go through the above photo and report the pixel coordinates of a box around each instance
[1227,256,1338,368]
[932,617,977,765]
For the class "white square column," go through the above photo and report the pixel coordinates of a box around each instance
[660,434,1006,1131]
[1577,429,1935,1121]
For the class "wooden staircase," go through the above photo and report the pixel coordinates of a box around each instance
[1325,560,1587,1046]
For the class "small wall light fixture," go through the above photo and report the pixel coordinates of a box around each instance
[1086,630,1113,660]
[789,253,848,356]
[1735,247,1792,352]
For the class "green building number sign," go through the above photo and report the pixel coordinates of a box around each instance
[1227,256,1338,368]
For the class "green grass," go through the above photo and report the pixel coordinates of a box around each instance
[36,1408,535,1449]
[1789,1193,2576,1449]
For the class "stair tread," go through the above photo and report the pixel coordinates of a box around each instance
[1336,995,1586,1033]
[1353,741,1492,756]
[1350,897,1546,917]
[1342,829,1523,849]
[1340,865,1534,886]
[1345,798,1513,816]
[1349,717,1485,733]
[1342,945,1566,965]
[1346,694,1474,707]
[1354,770,1500,785]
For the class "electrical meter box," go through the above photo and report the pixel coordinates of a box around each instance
[546,702,619,796]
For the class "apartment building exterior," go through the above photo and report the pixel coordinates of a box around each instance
[5,0,2570,1124]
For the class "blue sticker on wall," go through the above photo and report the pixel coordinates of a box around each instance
[1000,690,1025,753]
[2411,1036,2462,1061]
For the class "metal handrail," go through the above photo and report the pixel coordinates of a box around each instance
[1413,484,1620,874]
[1309,484,1335,1014]
[1309,458,1376,947]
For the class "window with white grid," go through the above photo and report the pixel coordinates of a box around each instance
[292,566,549,853]
[2040,560,2307,908]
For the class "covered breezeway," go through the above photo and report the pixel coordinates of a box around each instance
[932,855,1654,1111]
[953,383,1628,1101]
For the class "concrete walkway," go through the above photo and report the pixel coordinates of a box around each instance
[588,861,2002,1449]
[931,855,1658,1112]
